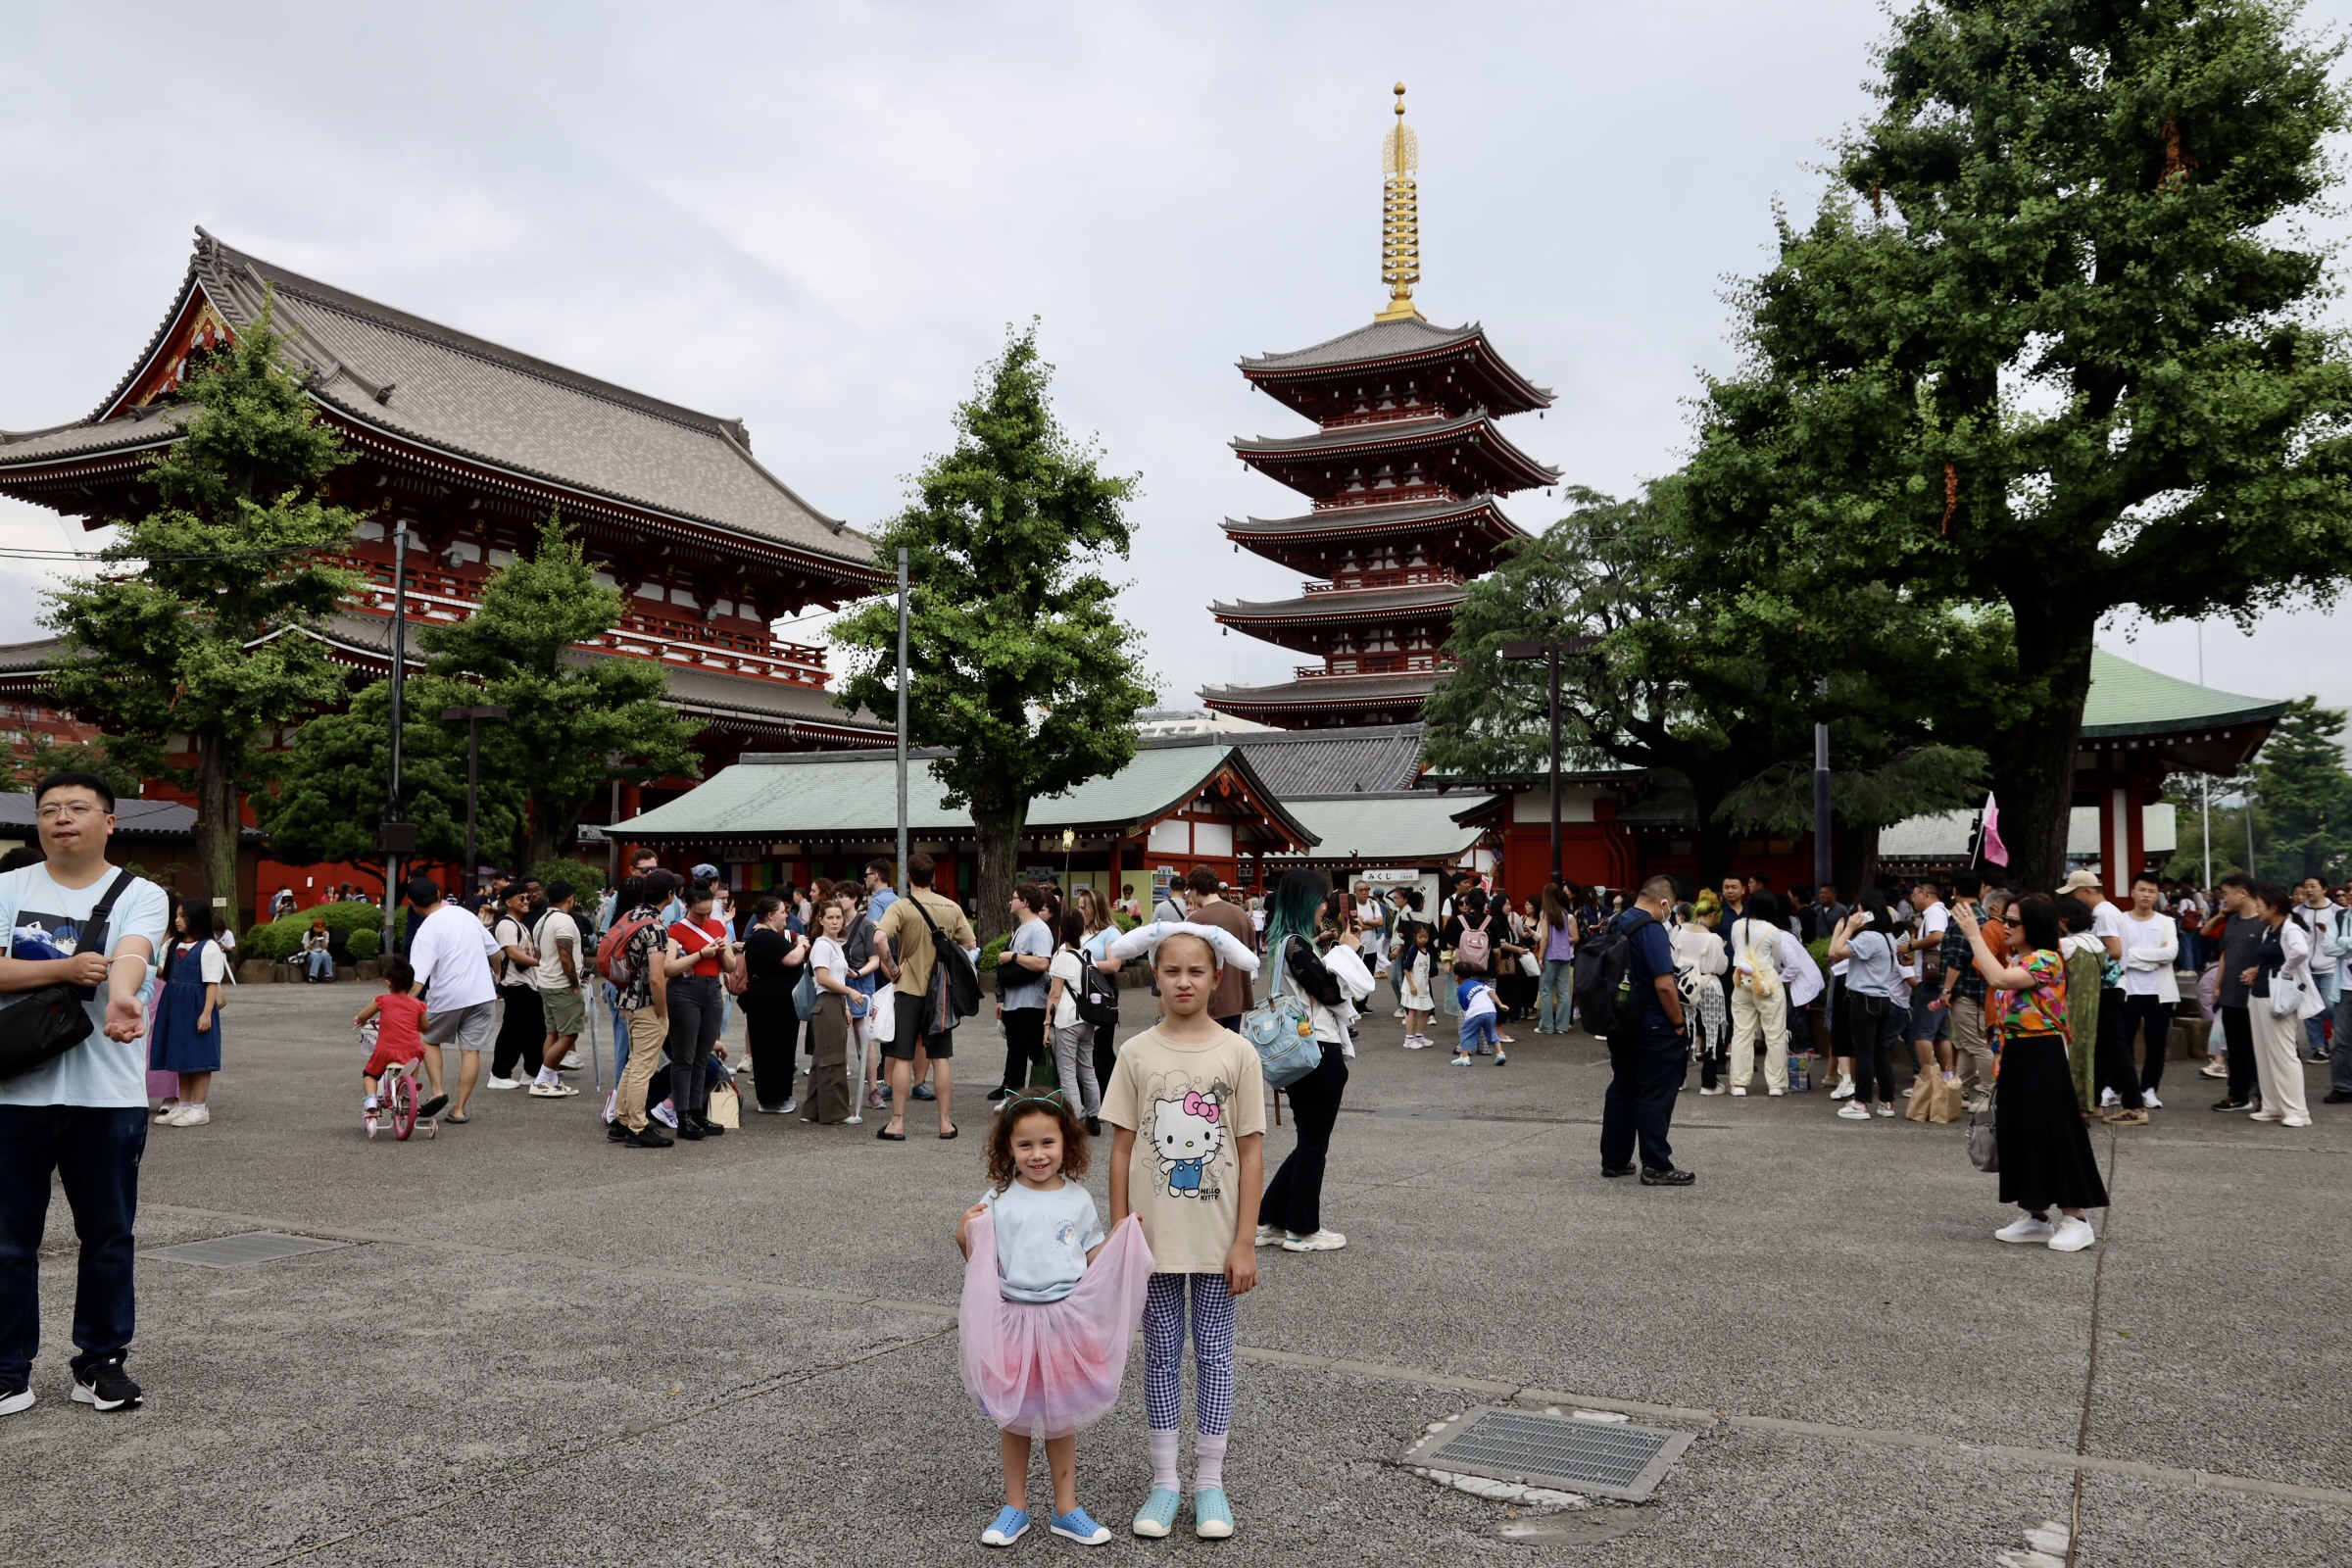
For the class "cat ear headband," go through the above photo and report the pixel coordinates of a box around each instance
[1102,919,1261,975]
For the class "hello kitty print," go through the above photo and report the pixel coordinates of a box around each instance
[1100,1026,1268,1275]
[1151,1089,1227,1200]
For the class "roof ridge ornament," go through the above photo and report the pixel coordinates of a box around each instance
[1376,82,1423,323]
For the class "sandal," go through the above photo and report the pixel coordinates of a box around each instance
[445,1112,470,1124]
[876,1127,906,1142]
[939,1125,958,1140]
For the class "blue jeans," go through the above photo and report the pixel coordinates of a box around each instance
[1460,1013,1498,1054]
[1600,1012,1688,1172]
[306,950,333,980]
[0,1105,147,1388]
[1538,959,1574,1031]
[606,984,631,1078]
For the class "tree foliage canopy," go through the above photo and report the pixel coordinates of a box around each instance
[831,324,1152,934]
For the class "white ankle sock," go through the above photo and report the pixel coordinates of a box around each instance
[1149,1429,1181,1491]
[1195,1432,1228,1493]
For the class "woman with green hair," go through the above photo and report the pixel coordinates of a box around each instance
[1255,869,1372,1254]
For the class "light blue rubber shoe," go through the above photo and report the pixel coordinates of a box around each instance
[981,1505,1030,1546]
[1051,1504,1111,1545]
[1193,1487,1235,1539]
[1131,1486,1182,1538]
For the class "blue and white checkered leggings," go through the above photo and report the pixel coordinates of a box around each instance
[1142,1271,1235,1437]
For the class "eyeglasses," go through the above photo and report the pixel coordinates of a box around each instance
[35,802,105,822]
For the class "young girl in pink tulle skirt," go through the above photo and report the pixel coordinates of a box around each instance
[957,1090,1154,1548]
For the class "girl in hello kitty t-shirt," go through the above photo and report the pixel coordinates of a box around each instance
[1099,921,1264,1543]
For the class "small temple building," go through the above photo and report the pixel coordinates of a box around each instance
[0,230,891,899]
[1201,85,1558,729]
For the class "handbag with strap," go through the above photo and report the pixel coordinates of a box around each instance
[0,870,137,1082]
[1241,936,1324,1088]
[906,893,980,1032]
[1967,1102,1999,1172]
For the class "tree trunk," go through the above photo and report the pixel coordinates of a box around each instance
[969,801,1027,942]
[194,731,242,929]
[1988,612,2097,895]
[1831,818,1881,900]
[1691,808,1735,897]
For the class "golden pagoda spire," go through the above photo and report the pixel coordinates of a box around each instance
[1376,81,1424,322]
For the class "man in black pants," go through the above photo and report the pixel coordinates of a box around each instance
[1600,874,1694,1186]
[989,884,1054,1101]
[2213,872,2266,1111]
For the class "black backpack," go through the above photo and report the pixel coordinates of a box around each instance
[908,894,980,1030]
[1572,913,1636,1037]
[0,871,136,1082]
[1070,949,1120,1027]
[1286,936,1345,1008]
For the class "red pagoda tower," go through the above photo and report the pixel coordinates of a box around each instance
[1201,85,1557,729]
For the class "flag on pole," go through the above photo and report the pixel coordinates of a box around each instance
[1981,793,2009,867]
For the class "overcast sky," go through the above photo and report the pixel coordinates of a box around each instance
[5,0,2351,718]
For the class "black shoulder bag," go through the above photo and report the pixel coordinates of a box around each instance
[0,871,137,1082]
[908,894,981,1033]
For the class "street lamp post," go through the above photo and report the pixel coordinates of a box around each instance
[440,705,509,901]
[1499,636,1592,887]
[1813,676,1832,895]
[376,522,417,957]
[896,546,910,896]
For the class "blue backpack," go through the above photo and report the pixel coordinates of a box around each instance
[1241,937,1326,1088]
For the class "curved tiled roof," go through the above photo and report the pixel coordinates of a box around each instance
[1237,317,1552,412]
[1210,582,1465,622]
[2080,647,2285,738]
[2,230,876,577]
[1200,671,1442,710]
[1224,493,1522,538]
[1231,408,1561,490]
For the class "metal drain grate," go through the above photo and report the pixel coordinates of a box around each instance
[147,1232,351,1269]
[1404,1407,1691,1501]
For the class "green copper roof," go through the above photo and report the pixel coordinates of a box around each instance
[2081,648,2287,739]
[618,740,1317,848]
[1266,794,1494,865]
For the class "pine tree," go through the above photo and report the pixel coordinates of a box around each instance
[2248,697,2352,881]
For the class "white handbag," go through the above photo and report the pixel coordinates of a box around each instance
[871,989,897,1043]
[1516,951,1541,977]
[2268,975,2303,1017]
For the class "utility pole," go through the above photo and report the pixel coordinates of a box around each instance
[1813,676,1832,893]
[896,546,910,896]
[441,705,509,901]
[1500,635,1593,888]
[376,522,417,957]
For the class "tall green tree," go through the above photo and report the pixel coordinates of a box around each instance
[1696,0,2352,890]
[43,300,363,907]
[3,735,142,803]
[832,325,1153,937]
[2245,697,2352,881]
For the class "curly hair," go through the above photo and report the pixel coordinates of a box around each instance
[984,1092,1091,1192]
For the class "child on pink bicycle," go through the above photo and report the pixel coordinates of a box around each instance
[355,960,447,1122]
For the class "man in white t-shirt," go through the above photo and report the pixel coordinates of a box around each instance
[0,770,172,1418]
[405,876,500,1124]
[2116,874,2181,1110]
[1907,880,1953,1085]
[486,884,544,1093]
[1352,881,1388,973]
[530,882,587,1097]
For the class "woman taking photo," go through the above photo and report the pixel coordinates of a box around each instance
[1535,882,1580,1034]
[1258,869,1372,1253]
[2242,883,2318,1127]
[1828,889,1906,1120]
[1953,895,2106,1251]
[739,895,808,1115]
[149,899,226,1128]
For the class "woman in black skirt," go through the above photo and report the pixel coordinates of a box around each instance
[1953,895,2108,1252]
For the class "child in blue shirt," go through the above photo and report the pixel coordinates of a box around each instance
[1451,960,1503,1067]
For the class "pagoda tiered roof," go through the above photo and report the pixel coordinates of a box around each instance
[1238,317,1552,421]
[1230,408,1559,503]
[1199,671,1443,728]
[1211,579,1465,630]
[1222,493,1522,572]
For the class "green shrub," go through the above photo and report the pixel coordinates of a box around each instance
[531,858,608,898]
[347,929,381,962]
[979,934,1011,974]
[242,902,386,961]
[1807,936,1833,974]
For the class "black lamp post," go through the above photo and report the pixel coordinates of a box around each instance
[1499,635,1594,887]
[376,523,418,956]
[440,704,509,900]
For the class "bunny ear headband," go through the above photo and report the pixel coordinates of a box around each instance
[1103,919,1261,976]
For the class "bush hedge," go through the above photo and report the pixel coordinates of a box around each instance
[243,901,386,962]
[531,858,608,899]
[347,929,381,962]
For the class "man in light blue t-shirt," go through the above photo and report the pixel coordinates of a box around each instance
[0,770,172,1420]
[990,885,1055,1102]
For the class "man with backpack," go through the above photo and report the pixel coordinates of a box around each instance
[1585,874,1695,1187]
[604,869,681,1149]
[873,854,976,1141]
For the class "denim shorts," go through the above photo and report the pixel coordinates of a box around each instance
[1460,1013,1498,1053]
[1908,992,1950,1042]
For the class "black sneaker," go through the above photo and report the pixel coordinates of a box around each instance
[2325,1091,2352,1104]
[674,1120,707,1141]
[606,1122,630,1143]
[1086,1117,1102,1138]
[0,1386,32,1418]
[1601,1164,1635,1178]
[694,1118,725,1138]
[1641,1166,1695,1187]
[2212,1098,2254,1112]
[624,1126,673,1149]
[985,1087,1009,1102]
[72,1359,141,1411]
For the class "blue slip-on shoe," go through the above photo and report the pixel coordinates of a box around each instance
[1051,1505,1111,1545]
[1192,1487,1235,1540]
[1131,1486,1182,1539]
[981,1505,1031,1546]
[912,1083,937,1101]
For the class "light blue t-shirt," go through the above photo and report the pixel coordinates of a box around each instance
[985,1179,1105,1304]
[0,863,172,1109]
[1001,917,1054,1010]
[866,886,898,923]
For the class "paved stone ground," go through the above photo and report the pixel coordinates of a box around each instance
[9,981,2348,1566]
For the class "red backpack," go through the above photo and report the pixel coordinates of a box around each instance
[597,911,659,985]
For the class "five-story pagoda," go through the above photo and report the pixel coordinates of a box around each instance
[1201,84,1558,729]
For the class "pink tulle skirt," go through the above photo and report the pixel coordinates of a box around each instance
[959,1210,1154,1439]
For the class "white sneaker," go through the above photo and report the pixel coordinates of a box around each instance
[1874,1103,1896,1117]
[1280,1229,1347,1252]
[1996,1215,2055,1244]
[151,1101,179,1122]
[2141,1090,2163,1109]
[1829,1075,1856,1100]
[1768,1088,1786,1097]
[2199,1061,2229,1079]
[2282,1115,2314,1128]
[2250,1108,2282,1122]
[167,1102,210,1127]
[528,1081,581,1098]
[484,1076,521,1091]
[1837,1102,1871,1120]
[1729,1087,1747,1098]
[2048,1217,2097,1252]
[1698,1085,1724,1096]
[0,1387,32,1417]
[558,1052,584,1070]
[652,1099,680,1128]
[2099,1087,2120,1107]
[1450,1054,1473,1066]
[1254,1224,1283,1249]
